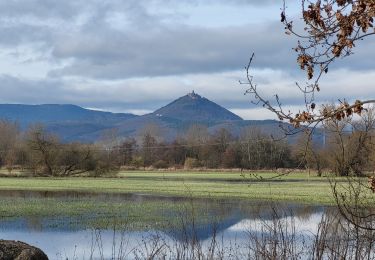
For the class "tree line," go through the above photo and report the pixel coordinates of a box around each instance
[0,110,374,176]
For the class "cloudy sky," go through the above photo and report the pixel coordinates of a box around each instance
[0,0,373,120]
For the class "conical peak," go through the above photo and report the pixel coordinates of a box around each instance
[153,92,243,122]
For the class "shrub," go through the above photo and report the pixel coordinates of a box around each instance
[153,160,169,169]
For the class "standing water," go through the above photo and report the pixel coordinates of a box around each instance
[0,190,370,259]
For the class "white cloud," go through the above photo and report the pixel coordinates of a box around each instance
[121,109,153,115]
[229,108,279,120]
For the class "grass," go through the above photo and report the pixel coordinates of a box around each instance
[0,196,210,229]
[0,170,339,205]
[1,170,371,230]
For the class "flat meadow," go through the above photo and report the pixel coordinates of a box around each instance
[0,170,340,205]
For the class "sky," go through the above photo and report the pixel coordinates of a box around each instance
[0,0,374,120]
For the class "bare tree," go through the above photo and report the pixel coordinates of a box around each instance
[0,120,20,171]
[293,132,325,176]
[240,127,292,170]
[26,125,109,176]
[58,143,96,176]
[141,133,157,167]
[185,124,209,161]
[244,1,375,129]
[319,106,375,177]
[242,1,375,232]
[118,138,137,166]
[282,0,375,84]
[26,124,61,176]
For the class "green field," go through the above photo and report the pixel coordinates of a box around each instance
[0,171,340,205]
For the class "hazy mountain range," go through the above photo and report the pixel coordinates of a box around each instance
[0,92,308,143]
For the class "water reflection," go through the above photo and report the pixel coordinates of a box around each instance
[0,190,330,259]
[1,213,327,259]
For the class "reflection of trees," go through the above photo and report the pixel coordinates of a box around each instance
[293,204,321,222]
[242,205,375,259]
[313,209,375,259]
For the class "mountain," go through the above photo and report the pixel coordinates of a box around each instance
[153,91,242,123]
[0,104,137,126]
[0,93,301,143]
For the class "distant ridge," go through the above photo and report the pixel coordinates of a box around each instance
[0,93,293,142]
[0,104,137,126]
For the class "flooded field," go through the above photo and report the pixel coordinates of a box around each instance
[0,190,332,259]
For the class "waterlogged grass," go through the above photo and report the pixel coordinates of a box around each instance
[0,196,218,229]
[0,171,339,204]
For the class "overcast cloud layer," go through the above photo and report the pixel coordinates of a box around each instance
[0,0,373,120]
